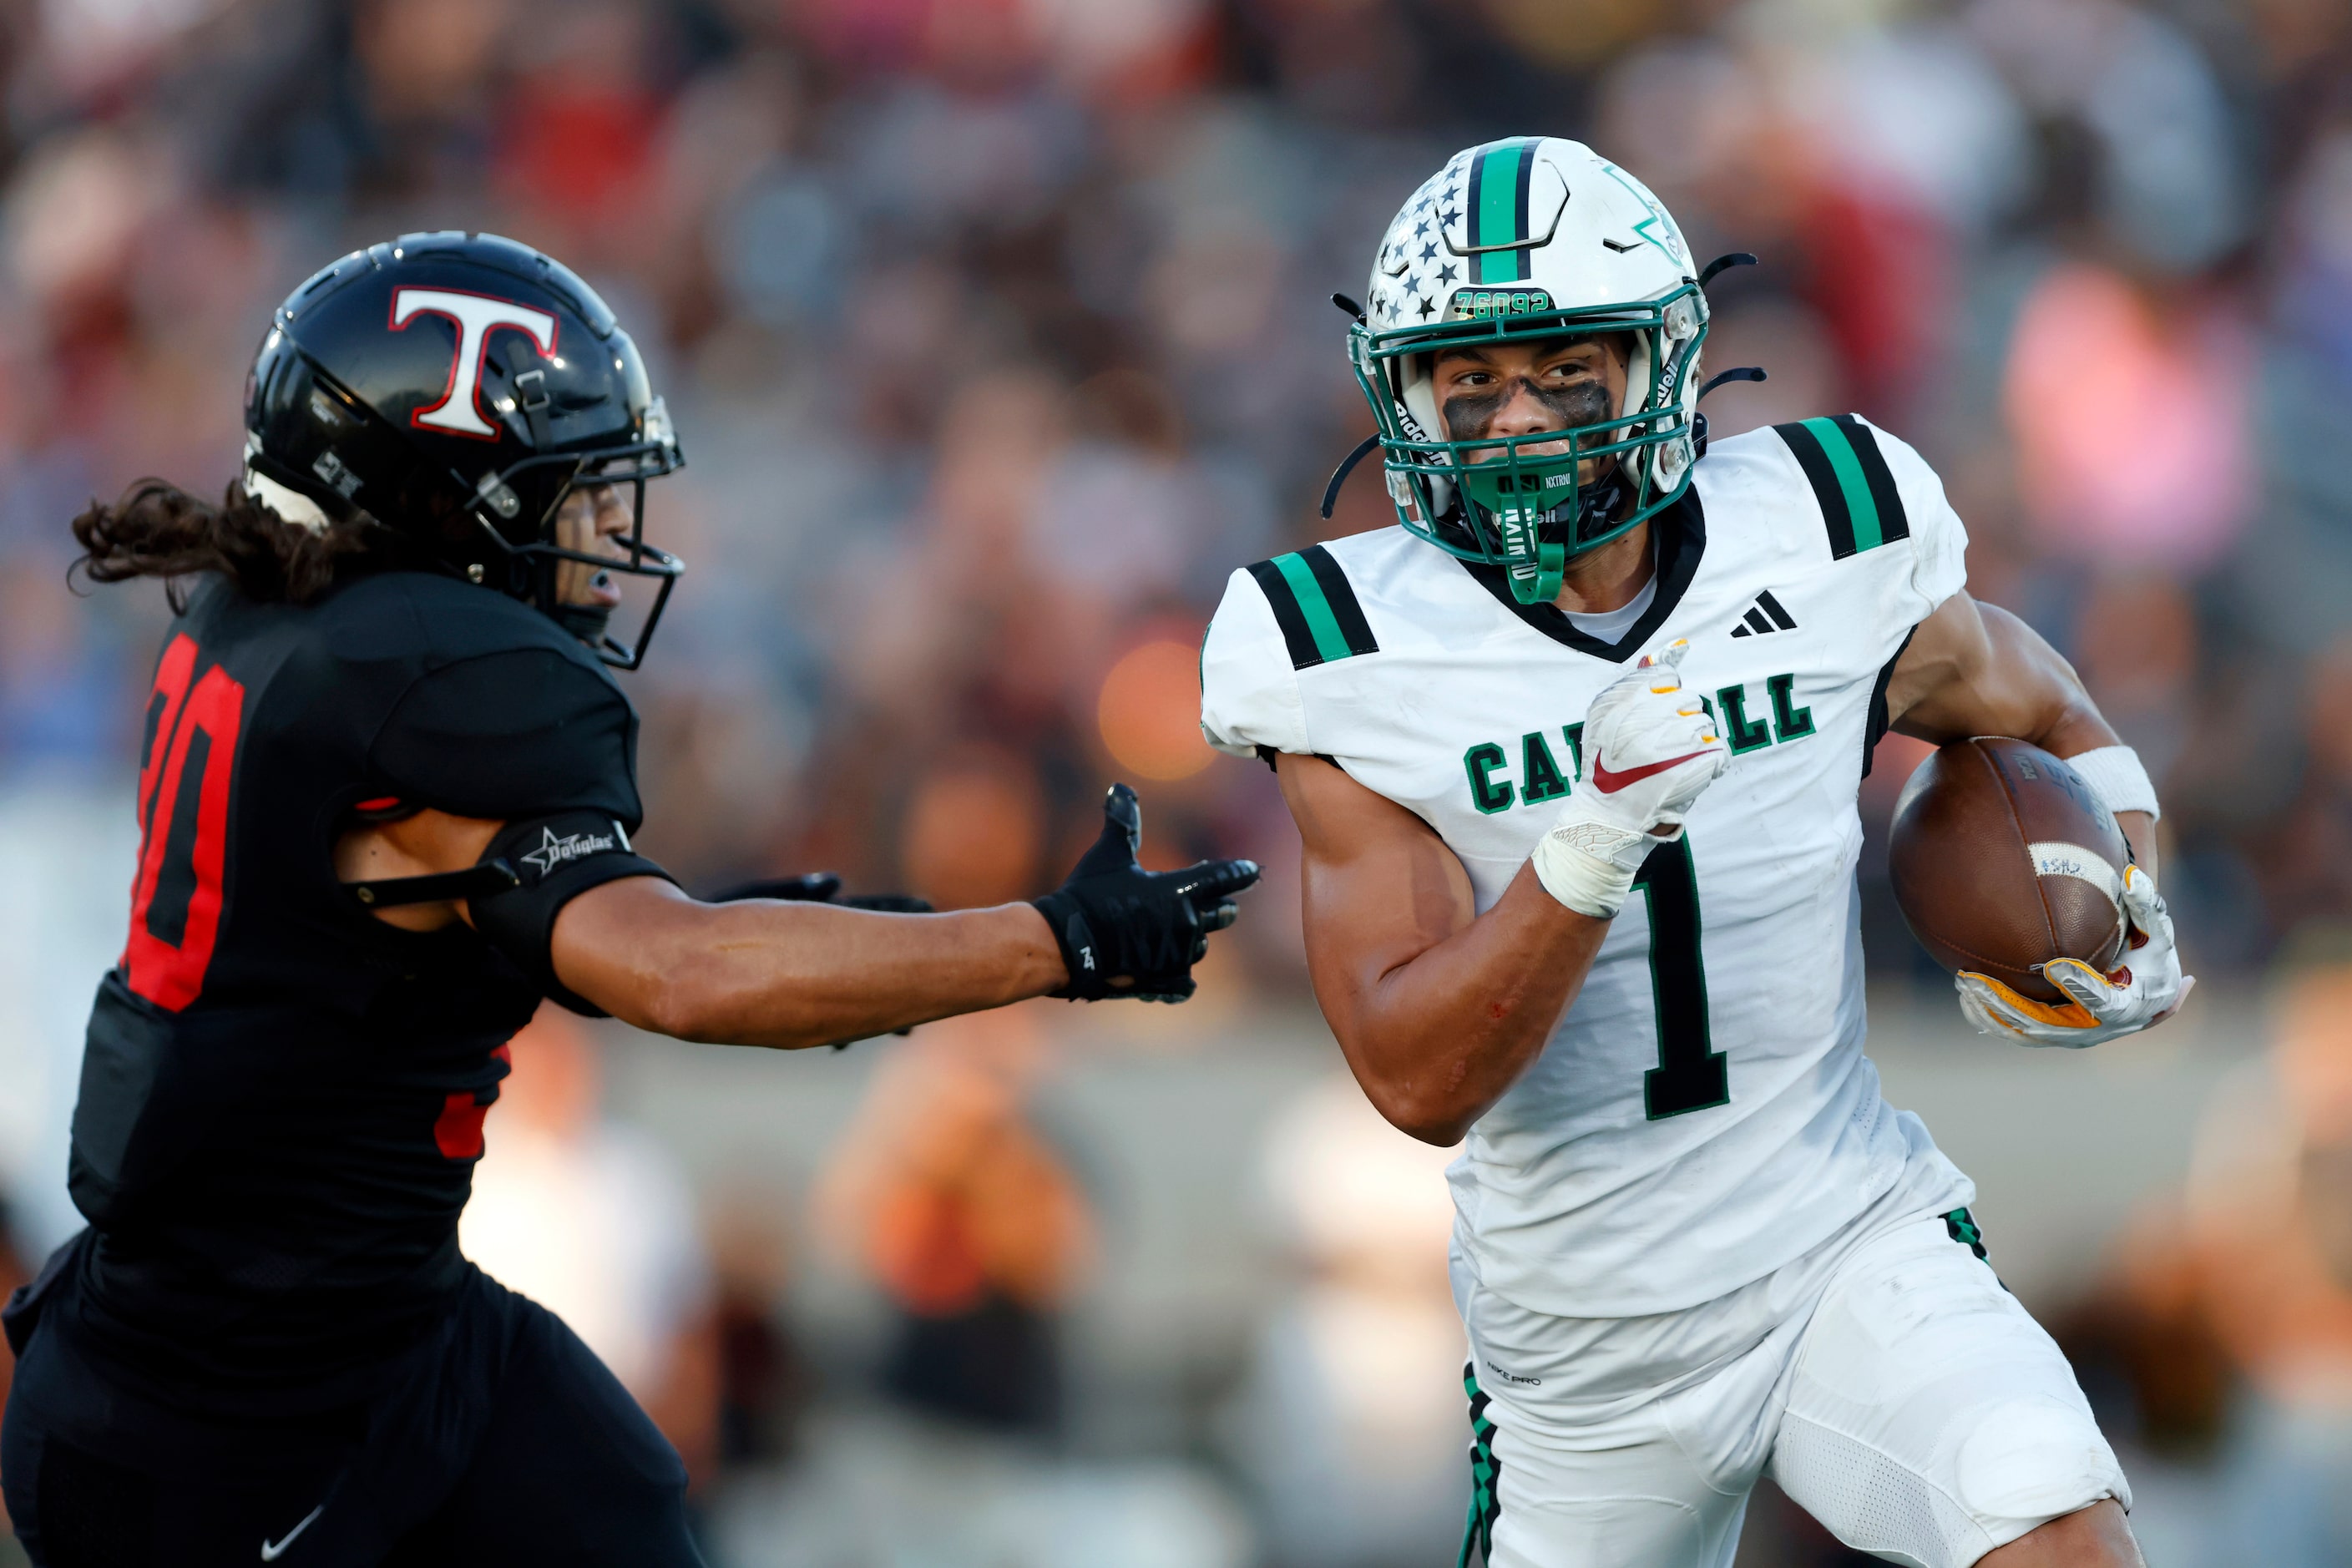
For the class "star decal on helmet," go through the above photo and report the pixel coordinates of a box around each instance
[1369,152,1480,329]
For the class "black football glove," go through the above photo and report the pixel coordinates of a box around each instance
[708,873,934,914]
[1030,783,1260,1003]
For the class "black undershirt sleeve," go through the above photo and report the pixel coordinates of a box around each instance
[363,648,660,1015]
[369,648,644,824]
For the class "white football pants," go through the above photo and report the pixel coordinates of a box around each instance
[1451,1203,2128,1568]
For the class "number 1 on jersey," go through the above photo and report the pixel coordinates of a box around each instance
[1634,838,1727,1119]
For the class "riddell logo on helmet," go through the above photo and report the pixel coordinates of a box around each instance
[389,287,559,441]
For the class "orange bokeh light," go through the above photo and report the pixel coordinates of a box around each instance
[1098,639,1214,781]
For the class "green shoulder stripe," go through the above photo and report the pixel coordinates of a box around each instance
[1245,546,1379,670]
[1773,414,1912,559]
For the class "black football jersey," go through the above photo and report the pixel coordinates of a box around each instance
[59,569,643,1404]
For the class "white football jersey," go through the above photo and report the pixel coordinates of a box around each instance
[1201,417,1973,1318]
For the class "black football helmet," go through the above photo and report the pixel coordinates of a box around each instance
[245,232,685,667]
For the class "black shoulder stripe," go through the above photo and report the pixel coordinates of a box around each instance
[1774,419,1858,559]
[1301,545,1380,658]
[1245,558,1322,670]
[1831,415,1910,543]
[1246,549,1379,670]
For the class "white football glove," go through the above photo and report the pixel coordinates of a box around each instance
[1532,640,1732,918]
[1955,863,2194,1047]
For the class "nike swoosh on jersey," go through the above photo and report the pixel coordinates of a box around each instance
[260,1502,326,1561]
[1589,751,1712,794]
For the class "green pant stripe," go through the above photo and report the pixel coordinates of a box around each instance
[1801,416,1883,552]
[1271,552,1353,665]
[1459,1365,1501,1568]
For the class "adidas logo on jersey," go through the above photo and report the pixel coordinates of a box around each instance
[1728,590,1797,639]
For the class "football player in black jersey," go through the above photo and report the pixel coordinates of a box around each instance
[0,233,1257,1568]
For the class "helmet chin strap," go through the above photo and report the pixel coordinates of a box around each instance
[552,601,614,646]
[1573,468,1629,544]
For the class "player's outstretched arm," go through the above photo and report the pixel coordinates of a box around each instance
[338,785,1257,1050]
[1886,590,2188,1040]
[554,879,1073,1046]
[1282,753,1613,1146]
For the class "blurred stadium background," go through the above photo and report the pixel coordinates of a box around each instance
[0,0,2349,1562]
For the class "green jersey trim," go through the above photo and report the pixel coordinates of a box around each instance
[1245,546,1379,670]
[1774,414,1912,559]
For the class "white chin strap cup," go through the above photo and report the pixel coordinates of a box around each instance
[243,464,331,534]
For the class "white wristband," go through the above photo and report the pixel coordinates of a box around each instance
[1530,822,1648,918]
[2063,745,2159,822]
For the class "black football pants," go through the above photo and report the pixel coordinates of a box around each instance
[1,1271,706,1568]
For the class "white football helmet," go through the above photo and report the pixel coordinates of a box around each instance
[1348,138,1712,604]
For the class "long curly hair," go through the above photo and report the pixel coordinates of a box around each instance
[69,479,397,609]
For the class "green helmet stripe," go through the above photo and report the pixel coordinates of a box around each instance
[1469,139,1536,285]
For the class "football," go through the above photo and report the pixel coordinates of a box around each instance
[1888,737,2132,1003]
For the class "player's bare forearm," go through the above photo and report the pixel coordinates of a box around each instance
[1885,592,2157,878]
[552,876,1067,1047]
[1331,866,1610,1145]
[338,807,1067,1045]
[1280,752,1610,1146]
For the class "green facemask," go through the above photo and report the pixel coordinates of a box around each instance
[1348,285,1707,604]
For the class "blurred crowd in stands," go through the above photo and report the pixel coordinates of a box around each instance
[1,0,2351,1563]
[0,0,2349,971]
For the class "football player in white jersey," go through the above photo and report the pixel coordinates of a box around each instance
[1199,139,2188,1568]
